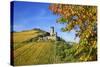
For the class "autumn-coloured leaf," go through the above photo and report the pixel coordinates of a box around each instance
[49,4,97,61]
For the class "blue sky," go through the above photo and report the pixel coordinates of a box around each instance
[12,1,79,42]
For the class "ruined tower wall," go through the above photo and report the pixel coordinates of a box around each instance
[50,27,54,36]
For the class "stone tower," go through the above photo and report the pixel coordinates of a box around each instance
[50,26,54,36]
[49,26,57,40]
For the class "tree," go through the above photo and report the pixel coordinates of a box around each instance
[49,4,97,61]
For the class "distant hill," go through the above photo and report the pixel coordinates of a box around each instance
[12,28,70,66]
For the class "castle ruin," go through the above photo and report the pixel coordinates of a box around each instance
[38,26,57,41]
[47,27,57,40]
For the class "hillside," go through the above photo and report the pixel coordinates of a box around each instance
[12,29,70,66]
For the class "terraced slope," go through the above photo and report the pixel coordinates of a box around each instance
[12,29,61,66]
[14,41,57,65]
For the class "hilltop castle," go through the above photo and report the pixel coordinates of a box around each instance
[38,27,57,41]
[48,27,57,40]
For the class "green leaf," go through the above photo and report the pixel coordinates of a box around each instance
[57,17,68,23]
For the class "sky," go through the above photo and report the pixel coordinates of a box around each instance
[12,1,79,42]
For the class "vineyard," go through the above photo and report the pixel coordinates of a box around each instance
[14,41,57,65]
[12,28,97,66]
[12,29,68,65]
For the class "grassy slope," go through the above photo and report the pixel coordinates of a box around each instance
[12,30,61,65]
[13,30,40,43]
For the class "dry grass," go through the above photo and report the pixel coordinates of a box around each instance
[14,41,56,65]
[12,30,58,66]
[13,30,40,43]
